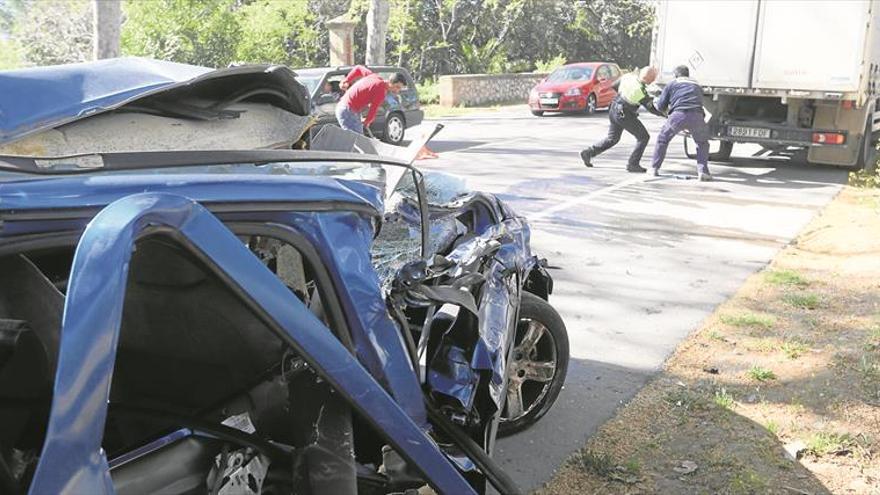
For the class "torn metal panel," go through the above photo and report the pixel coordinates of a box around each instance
[0,58,310,146]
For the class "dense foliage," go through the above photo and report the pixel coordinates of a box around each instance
[1,0,654,80]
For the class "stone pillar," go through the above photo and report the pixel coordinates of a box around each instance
[327,15,357,67]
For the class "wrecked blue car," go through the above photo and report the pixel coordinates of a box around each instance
[0,59,568,495]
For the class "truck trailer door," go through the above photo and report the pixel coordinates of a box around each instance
[652,0,759,87]
[752,0,872,93]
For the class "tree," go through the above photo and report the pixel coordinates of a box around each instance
[13,0,92,66]
[365,0,389,65]
[93,0,121,59]
[234,0,323,67]
[121,0,240,68]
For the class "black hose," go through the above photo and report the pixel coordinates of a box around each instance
[425,402,523,495]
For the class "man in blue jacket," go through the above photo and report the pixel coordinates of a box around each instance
[651,65,713,181]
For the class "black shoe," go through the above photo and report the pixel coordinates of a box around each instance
[626,165,646,173]
[652,168,660,177]
[580,149,593,167]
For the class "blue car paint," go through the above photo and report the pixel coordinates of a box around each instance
[427,217,535,411]
[0,173,429,427]
[28,192,474,495]
[0,58,212,144]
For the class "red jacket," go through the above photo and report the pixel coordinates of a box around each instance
[340,74,387,127]
[343,65,374,87]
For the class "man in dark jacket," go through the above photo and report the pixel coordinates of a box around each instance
[580,66,664,173]
[651,65,713,181]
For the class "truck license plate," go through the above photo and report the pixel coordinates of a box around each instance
[729,126,770,139]
[540,98,558,106]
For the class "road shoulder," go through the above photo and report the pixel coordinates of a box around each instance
[538,186,880,494]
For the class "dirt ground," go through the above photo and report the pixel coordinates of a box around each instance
[539,185,880,495]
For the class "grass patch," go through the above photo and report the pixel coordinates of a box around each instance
[749,338,777,353]
[720,312,776,329]
[729,469,768,494]
[849,167,880,188]
[747,365,777,382]
[782,292,821,310]
[806,432,854,456]
[765,269,809,287]
[780,340,809,359]
[765,419,779,435]
[707,329,725,341]
[665,388,709,413]
[714,387,735,409]
[575,450,615,478]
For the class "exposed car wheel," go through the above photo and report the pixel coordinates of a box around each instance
[585,94,598,115]
[382,112,406,145]
[531,110,544,117]
[499,292,569,436]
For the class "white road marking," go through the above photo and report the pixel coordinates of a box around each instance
[528,175,646,221]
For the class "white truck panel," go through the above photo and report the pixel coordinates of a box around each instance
[653,0,759,87]
[752,0,873,92]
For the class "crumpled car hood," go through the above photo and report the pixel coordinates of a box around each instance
[0,57,310,147]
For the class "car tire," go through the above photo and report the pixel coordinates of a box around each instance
[531,110,544,117]
[499,292,569,436]
[382,112,406,146]
[585,94,598,115]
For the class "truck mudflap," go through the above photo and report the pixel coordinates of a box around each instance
[29,192,475,495]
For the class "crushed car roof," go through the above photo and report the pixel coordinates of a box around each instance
[0,57,309,146]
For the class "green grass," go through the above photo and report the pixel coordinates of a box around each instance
[806,432,854,456]
[416,79,439,105]
[747,365,777,382]
[780,340,809,359]
[707,329,725,341]
[765,419,779,435]
[623,458,641,474]
[720,312,776,329]
[782,292,821,310]
[849,167,880,188]
[764,269,809,287]
[714,387,735,409]
[576,450,615,477]
[729,469,769,494]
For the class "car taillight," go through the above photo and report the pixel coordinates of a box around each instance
[812,132,846,145]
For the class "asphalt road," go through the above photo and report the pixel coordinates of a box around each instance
[408,106,848,491]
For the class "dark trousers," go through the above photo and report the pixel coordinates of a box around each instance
[588,100,650,168]
[652,109,710,174]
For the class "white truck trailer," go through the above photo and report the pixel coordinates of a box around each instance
[651,0,880,170]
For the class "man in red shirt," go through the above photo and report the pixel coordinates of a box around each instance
[336,71,407,136]
[340,65,373,91]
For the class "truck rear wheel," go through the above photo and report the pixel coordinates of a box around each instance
[855,121,878,173]
[684,137,733,162]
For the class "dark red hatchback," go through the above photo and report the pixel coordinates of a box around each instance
[528,62,621,116]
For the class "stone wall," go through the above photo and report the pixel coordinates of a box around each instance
[438,72,549,107]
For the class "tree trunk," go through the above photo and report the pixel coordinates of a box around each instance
[93,0,121,60]
[365,0,389,66]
